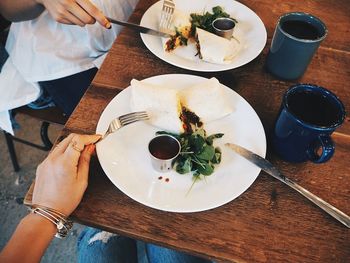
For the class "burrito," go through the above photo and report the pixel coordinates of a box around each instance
[130,79,183,133]
[130,77,234,133]
[179,77,234,122]
[163,9,194,53]
[196,28,240,64]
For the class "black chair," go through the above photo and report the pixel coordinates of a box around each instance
[3,107,68,171]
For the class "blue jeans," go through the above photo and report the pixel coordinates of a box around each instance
[39,67,98,116]
[77,227,212,263]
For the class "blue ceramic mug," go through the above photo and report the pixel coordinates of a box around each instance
[266,12,327,80]
[272,84,346,163]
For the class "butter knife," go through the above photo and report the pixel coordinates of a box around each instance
[225,143,350,228]
[106,17,171,38]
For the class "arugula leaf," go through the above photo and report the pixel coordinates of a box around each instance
[197,162,214,176]
[156,127,224,179]
[189,134,206,153]
[190,6,238,34]
[175,157,192,174]
[156,130,180,139]
[193,128,206,137]
[197,145,215,161]
[206,133,224,145]
[211,147,222,164]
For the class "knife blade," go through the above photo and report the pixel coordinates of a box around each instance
[225,143,350,228]
[107,17,171,38]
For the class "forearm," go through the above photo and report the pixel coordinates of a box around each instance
[0,0,44,22]
[0,213,56,263]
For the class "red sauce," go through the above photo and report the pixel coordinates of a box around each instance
[165,178,170,182]
[149,135,180,160]
[158,176,163,180]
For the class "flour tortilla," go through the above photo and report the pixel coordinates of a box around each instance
[196,28,240,64]
[179,77,234,122]
[130,77,234,132]
[130,79,183,133]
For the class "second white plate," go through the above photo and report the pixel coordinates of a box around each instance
[140,0,267,72]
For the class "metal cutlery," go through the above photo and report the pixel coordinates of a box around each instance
[225,142,350,228]
[97,111,149,143]
[106,17,171,37]
[159,0,175,34]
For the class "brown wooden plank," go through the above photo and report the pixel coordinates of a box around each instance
[69,132,350,263]
[24,0,350,262]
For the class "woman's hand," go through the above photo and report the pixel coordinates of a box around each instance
[32,133,101,216]
[36,0,111,28]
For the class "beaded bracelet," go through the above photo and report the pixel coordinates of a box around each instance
[30,205,73,239]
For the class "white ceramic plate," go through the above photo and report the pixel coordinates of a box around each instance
[96,74,266,212]
[140,0,267,72]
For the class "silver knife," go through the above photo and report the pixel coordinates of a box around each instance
[225,143,350,228]
[107,17,171,38]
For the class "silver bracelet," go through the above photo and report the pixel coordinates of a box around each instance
[30,205,73,239]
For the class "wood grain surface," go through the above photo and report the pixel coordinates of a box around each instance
[25,0,350,262]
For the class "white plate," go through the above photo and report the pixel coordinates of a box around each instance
[140,0,267,72]
[96,74,266,212]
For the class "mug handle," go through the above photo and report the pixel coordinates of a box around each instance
[307,135,335,163]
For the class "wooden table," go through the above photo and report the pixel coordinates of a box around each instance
[25,0,350,262]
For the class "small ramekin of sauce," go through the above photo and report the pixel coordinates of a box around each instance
[148,135,181,172]
[212,17,236,39]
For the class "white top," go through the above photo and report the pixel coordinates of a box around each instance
[0,0,138,134]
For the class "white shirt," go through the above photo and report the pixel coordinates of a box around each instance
[0,0,138,134]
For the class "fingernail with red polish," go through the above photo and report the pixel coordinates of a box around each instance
[105,21,111,29]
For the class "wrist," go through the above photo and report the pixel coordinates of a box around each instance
[23,213,56,235]
[30,205,74,238]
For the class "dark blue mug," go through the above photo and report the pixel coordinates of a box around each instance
[272,84,346,163]
[266,12,327,80]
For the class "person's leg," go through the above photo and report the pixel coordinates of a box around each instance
[39,67,98,116]
[77,227,138,263]
[145,243,212,263]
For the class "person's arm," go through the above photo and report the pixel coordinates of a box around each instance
[0,133,101,263]
[0,0,111,28]
[0,0,44,21]
[0,214,56,263]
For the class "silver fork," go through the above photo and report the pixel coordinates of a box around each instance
[97,111,149,143]
[159,0,175,34]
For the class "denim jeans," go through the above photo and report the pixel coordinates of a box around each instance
[39,67,98,116]
[77,227,212,263]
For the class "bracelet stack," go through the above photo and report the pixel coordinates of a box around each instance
[30,205,73,239]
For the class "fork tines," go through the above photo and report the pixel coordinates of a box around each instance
[159,0,175,33]
[119,111,149,126]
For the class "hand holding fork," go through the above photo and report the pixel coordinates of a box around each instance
[96,111,149,143]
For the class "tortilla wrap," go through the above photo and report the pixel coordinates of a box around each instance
[130,79,183,133]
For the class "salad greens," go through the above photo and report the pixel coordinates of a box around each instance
[156,128,224,178]
[190,6,238,34]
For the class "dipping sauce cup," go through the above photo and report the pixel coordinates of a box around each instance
[148,135,181,172]
[212,17,236,39]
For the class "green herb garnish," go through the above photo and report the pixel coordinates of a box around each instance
[190,6,238,34]
[156,128,224,178]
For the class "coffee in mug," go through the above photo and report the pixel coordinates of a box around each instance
[272,84,345,163]
[266,12,327,80]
